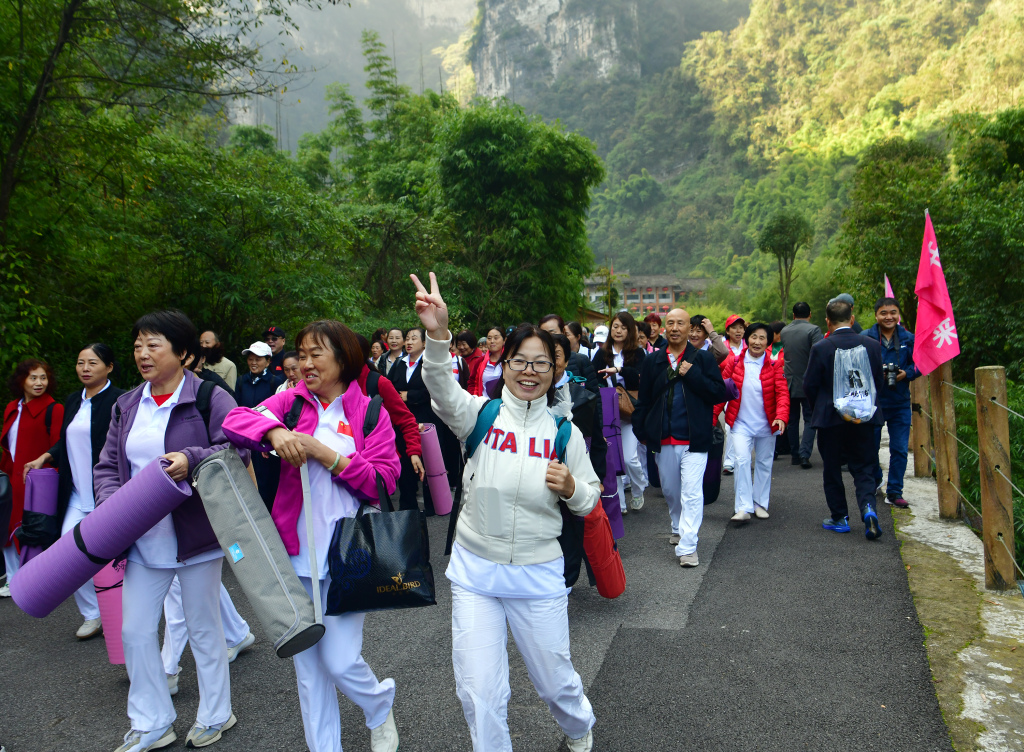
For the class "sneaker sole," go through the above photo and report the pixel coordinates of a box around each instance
[822,523,851,533]
[116,729,177,752]
[76,626,103,640]
[186,715,236,749]
[864,516,882,540]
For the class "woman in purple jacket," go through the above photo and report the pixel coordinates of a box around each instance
[222,319,401,752]
[93,310,241,752]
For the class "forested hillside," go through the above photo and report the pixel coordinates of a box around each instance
[505,0,1024,372]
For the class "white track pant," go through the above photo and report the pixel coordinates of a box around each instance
[617,422,648,510]
[293,576,394,752]
[161,577,250,676]
[61,506,100,620]
[732,433,775,514]
[451,584,594,752]
[655,445,708,556]
[122,558,231,732]
[2,543,19,581]
[723,421,735,471]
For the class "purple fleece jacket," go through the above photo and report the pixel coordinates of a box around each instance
[93,370,247,562]
[221,380,400,556]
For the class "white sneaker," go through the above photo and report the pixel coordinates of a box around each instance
[566,729,594,752]
[679,553,699,567]
[629,491,645,510]
[370,708,399,752]
[0,584,9,598]
[226,632,255,663]
[754,505,770,519]
[167,673,179,697]
[620,505,628,516]
[730,511,751,523]
[669,533,680,545]
[185,713,235,748]
[77,617,103,640]
[113,725,176,752]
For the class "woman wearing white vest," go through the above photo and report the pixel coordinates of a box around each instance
[412,272,601,752]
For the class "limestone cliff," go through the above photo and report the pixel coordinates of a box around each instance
[472,0,641,100]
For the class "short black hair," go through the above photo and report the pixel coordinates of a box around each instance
[690,315,706,329]
[294,320,365,385]
[770,321,785,335]
[455,330,477,350]
[636,321,651,338]
[826,299,853,324]
[499,324,558,406]
[743,322,774,345]
[281,350,299,362]
[539,313,566,331]
[874,296,900,313]
[131,310,198,366]
[792,301,811,318]
[551,333,572,362]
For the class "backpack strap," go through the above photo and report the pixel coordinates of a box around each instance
[464,399,502,459]
[553,416,572,464]
[45,402,56,435]
[362,394,383,438]
[195,380,215,443]
[283,393,305,431]
[365,370,381,399]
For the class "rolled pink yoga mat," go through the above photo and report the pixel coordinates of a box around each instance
[19,468,60,565]
[419,424,453,515]
[10,458,192,618]
[94,560,126,664]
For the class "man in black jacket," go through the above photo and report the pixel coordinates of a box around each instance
[634,308,729,568]
[803,299,885,539]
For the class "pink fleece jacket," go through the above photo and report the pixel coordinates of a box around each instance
[222,380,400,555]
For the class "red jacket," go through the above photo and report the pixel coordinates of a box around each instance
[1,394,63,543]
[464,348,487,397]
[358,365,422,458]
[719,352,790,428]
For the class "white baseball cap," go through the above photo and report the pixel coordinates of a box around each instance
[241,341,273,358]
[593,325,609,344]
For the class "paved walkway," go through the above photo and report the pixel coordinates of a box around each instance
[0,453,951,751]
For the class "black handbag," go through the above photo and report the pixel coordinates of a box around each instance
[326,471,436,615]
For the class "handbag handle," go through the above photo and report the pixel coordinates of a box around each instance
[299,463,323,625]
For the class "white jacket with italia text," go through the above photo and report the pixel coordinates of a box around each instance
[422,334,600,565]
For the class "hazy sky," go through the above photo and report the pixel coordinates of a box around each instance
[237,0,475,152]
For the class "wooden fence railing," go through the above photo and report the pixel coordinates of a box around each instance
[911,363,1022,591]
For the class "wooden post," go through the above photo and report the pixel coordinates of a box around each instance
[976,366,1015,590]
[929,362,960,519]
[911,377,932,477]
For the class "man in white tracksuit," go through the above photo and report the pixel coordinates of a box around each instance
[413,272,601,752]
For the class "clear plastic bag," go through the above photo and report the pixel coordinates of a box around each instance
[833,345,877,423]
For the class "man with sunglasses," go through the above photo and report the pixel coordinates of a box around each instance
[263,326,287,377]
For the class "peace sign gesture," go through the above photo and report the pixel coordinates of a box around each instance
[410,272,450,340]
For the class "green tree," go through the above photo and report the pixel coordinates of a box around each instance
[758,209,813,320]
[835,137,950,328]
[436,101,605,326]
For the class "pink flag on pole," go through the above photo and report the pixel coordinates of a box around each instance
[884,274,901,323]
[913,211,959,375]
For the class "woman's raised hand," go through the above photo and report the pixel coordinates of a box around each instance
[410,272,449,340]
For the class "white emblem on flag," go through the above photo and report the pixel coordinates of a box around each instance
[928,241,941,267]
[932,318,958,348]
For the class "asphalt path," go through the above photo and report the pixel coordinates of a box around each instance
[0,451,950,751]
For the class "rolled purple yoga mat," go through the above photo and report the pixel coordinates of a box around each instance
[419,424,453,515]
[10,458,192,618]
[20,468,60,565]
[600,387,626,477]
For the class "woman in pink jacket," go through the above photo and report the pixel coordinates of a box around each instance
[221,320,401,752]
[719,323,789,523]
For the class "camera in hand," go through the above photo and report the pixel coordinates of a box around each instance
[882,362,900,388]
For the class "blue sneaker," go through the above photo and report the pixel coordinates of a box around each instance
[822,516,850,533]
[863,505,882,540]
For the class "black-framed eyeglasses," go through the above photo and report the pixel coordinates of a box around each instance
[505,358,553,373]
